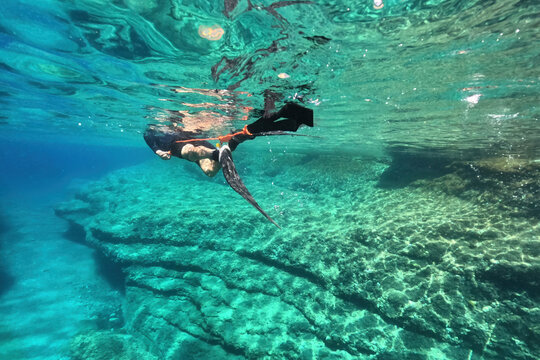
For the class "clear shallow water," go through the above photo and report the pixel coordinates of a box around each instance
[0,1,539,359]
[0,0,538,158]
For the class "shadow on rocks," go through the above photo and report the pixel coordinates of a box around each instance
[62,222,126,295]
[377,150,453,188]
[93,251,126,295]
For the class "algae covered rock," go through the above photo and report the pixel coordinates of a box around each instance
[56,152,540,359]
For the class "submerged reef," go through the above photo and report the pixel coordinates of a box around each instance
[55,151,539,359]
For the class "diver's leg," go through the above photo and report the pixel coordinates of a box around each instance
[181,144,218,162]
[197,158,221,177]
[170,142,220,176]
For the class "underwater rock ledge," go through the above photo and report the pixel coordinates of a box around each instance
[55,155,539,359]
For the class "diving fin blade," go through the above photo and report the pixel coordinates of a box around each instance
[219,145,281,229]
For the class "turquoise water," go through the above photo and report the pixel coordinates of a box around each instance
[0,0,539,359]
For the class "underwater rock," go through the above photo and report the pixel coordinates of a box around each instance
[70,330,157,360]
[56,154,539,359]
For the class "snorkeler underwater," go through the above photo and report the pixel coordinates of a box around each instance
[144,93,314,228]
[0,0,539,359]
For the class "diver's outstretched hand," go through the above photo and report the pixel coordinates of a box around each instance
[156,150,171,160]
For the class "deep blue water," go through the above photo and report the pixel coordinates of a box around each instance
[0,139,151,202]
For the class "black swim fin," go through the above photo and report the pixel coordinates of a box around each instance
[294,103,314,128]
[219,145,281,229]
[252,131,321,138]
[278,102,314,128]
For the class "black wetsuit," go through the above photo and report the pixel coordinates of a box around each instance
[143,126,219,160]
[144,102,313,155]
